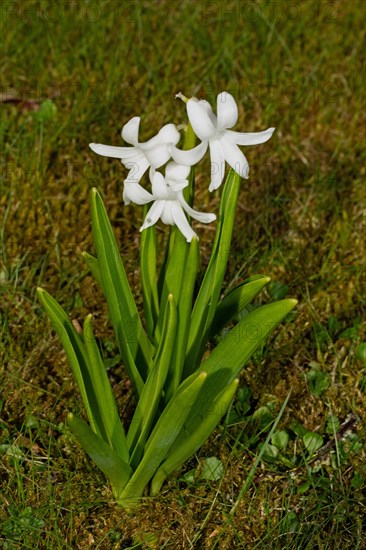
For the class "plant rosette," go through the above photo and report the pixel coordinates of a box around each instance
[38,91,297,507]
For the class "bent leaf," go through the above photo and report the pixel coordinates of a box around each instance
[67,413,132,497]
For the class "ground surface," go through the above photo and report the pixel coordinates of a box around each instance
[1,1,365,548]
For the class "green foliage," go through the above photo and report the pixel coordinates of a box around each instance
[38,174,297,506]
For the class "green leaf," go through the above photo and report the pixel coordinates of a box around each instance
[32,99,57,123]
[67,413,132,497]
[127,294,177,468]
[155,226,189,343]
[140,221,159,340]
[303,432,324,455]
[356,342,366,364]
[208,276,271,338]
[83,315,129,462]
[260,443,279,462]
[201,457,224,481]
[164,237,199,400]
[81,251,102,287]
[185,170,241,375]
[90,189,153,392]
[305,364,330,396]
[37,288,100,435]
[119,371,207,505]
[168,299,297,471]
[271,430,289,450]
[150,378,238,495]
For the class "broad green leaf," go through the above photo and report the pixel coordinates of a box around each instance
[37,288,100,435]
[208,276,271,339]
[119,371,207,505]
[90,188,153,391]
[170,299,297,470]
[67,413,132,497]
[151,378,238,495]
[127,294,177,468]
[164,237,199,401]
[140,220,159,340]
[185,170,241,375]
[81,251,102,287]
[83,315,129,462]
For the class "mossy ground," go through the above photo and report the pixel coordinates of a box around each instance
[1,1,365,548]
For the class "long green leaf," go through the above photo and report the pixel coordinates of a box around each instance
[164,236,199,400]
[67,413,132,497]
[37,288,100,436]
[81,251,102,287]
[91,188,153,392]
[184,170,241,375]
[127,294,177,468]
[83,315,129,462]
[172,299,297,465]
[151,378,239,495]
[208,276,271,339]
[118,371,207,505]
[155,226,188,344]
[140,220,159,340]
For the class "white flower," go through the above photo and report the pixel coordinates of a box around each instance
[171,92,275,191]
[89,116,180,186]
[135,162,216,242]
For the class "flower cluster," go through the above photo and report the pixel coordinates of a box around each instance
[90,92,274,241]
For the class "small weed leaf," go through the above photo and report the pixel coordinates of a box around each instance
[303,432,324,455]
[306,363,330,396]
[200,457,224,481]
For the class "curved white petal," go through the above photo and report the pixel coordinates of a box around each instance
[170,141,208,166]
[151,171,171,199]
[121,117,140,145]
[171,201,197,242]
[154,123,181,146]
[143,143,171,168]
[165,161,191,181]
[89,143,137,159]
[225,127,275,146]
[187,99,217,141]
[124,156,150,183]
[123,180,153,206]
[178,192,216,224]
[220,138,249,179]
[161,201,175,225]
[207,139,225,191]
[140,200,165,231]
[217,92,238,129]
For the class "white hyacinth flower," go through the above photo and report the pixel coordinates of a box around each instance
[89,116,180,187]
[137,162,216,242]
[172,92,275,191]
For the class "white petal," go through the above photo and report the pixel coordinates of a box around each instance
[220,138,249,179]
[161,201,175,225]
[123,180,153,205]
[171,201,197,242]
[178,192,216,224]
[143,143,171,168]
[151,171,170,199]
[140,200,165,231]
[225,127,275,146]
[165,161,190,181]
[207,139,225,191]
[121,117,140,145]
[187,99,217,141]
[89,143,137,159]
[124,156,150,183]
[170,141,208,166]
[217,92,238,129]
[154,123,180,146]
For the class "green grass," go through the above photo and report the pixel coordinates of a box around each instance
[1,0,365,547]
